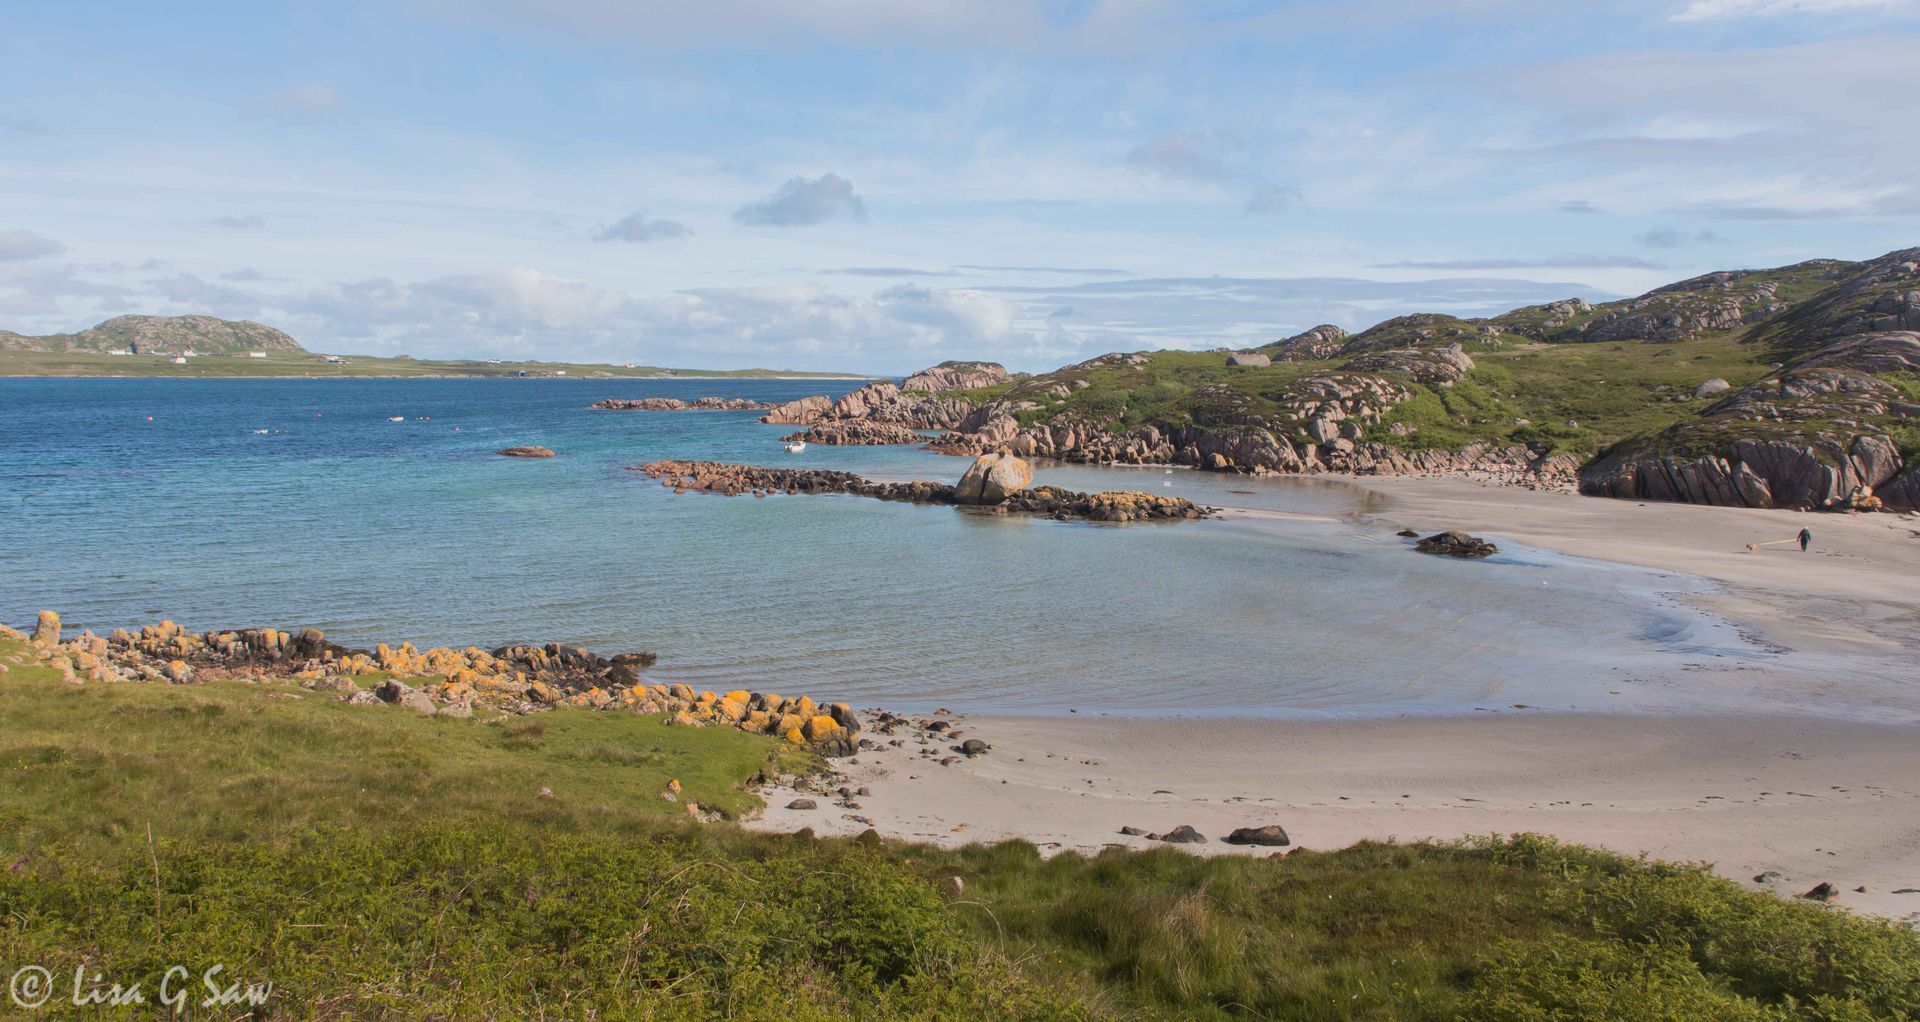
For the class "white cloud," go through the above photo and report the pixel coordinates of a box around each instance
[0,229,65,261]
[253,82,340,114]
[211,214,267,230]
[437,0,1171,52]
[594,211,692,242]
[1245,184,1302,214]
[733,174,867,227]
[1636,227,1729,248]
[1672,0,1912,20]
[271,267,1032,368]
[1125,131,1233,182]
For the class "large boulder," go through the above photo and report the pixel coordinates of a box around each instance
[1223,825,1291,847]
[954,453,1033,505]
[1226,352,1271,367]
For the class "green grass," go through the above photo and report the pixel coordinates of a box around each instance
[3,640,1916,1020]
[0,349,872,380]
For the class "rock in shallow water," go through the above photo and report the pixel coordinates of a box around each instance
[954,452,1034,505]
[1413,530,1499,558]
[497,446,556,458]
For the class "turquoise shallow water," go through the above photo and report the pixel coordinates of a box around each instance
[0,377,1791,718]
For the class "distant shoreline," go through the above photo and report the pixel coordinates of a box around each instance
[0,372,879,381]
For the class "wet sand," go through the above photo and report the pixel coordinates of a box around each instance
[749,479,1920,920]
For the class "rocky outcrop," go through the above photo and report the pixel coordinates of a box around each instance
[1581,433,1907,510]
[1337,343,1474,385]
[497,446,556,458]
[954,453,1033,504]
[634,460,1216,523]
[7,613,863,754]
[592,397,773,411]
[823,381,974,429]
[782,420,925,445]
[901,360,1009,392]
[1264,324,1348,361]
[759,395,835,425]
[1225,352,1271,367]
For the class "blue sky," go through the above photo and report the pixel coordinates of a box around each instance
[3,0,1917,372]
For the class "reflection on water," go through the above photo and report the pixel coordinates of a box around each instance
[0,376,1860,719]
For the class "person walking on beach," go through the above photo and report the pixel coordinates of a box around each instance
[1798,528,1811,552]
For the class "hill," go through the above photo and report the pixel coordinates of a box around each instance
[0,314,304,354]
[876,247,1919,511]
[0,314,871,379]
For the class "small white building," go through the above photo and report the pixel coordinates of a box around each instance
[248,351,268,358]
[552,369,567,377]
[170,356,188,365]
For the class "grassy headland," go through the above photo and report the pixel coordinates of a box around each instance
[2,635,1915,1020]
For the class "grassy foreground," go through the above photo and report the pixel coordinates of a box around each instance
[2,639,1917,1020]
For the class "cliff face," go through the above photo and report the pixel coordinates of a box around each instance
[0,315,306,354]
[1578,250,1920,510]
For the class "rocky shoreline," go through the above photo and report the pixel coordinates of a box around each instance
[2,612,863,754]
[635,458,1219,523]
[592,396,774,411]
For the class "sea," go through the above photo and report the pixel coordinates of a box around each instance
[0,376,1888,720]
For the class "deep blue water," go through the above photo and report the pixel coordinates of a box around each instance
[0,376,1808,718]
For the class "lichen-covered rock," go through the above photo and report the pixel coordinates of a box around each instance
[32,610,60,647]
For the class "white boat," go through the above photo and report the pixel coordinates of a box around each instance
[388,416,405,422]
[783,440,806,453]
[252,428,269,435]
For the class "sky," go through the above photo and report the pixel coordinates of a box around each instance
[2,0,1917,373]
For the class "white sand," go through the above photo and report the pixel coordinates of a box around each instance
[748,481,1920,920]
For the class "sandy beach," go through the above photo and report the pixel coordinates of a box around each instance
[751,479,1920,921]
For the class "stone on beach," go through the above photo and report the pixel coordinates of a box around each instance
[1223,825,1291,847]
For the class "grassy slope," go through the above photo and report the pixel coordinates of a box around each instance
[967,333,1781,459]
[2,638,1915,1020]
[0,349,871,380]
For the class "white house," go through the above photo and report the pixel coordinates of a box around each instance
[248,351,268,359]
[170,356,188,365]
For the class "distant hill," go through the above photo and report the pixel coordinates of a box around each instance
[0,315,304,355]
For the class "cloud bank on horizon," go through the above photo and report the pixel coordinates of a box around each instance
[1,0,1916,372]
